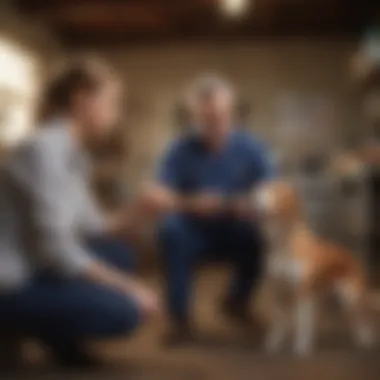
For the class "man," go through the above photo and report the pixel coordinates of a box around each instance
[145,75,274,342]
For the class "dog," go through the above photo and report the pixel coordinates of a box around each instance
[252,180,378,355]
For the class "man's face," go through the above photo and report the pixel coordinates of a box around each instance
[195,89,234,137]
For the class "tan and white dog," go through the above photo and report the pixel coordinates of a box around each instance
[253,180,378,355]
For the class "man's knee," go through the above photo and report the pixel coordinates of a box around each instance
[228,224,265,266]
[228,222,261,246]
[158,215,195,253]
[157,215,201,281]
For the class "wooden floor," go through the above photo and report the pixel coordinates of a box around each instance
[5,267,380,380]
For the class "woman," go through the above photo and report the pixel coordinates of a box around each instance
[0,59,158,368]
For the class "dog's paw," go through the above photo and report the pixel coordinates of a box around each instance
[293,339,313,357]
[265,331,286,353]
[355,325,375,348]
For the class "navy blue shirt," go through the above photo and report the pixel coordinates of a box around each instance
[158,131,274,199]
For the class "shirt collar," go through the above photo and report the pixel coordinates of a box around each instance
[190,128,236,153]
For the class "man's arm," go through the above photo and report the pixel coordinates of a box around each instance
[141,182,224,216]
[142,141,224,217]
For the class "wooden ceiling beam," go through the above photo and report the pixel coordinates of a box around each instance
[13,0,379,46]
[37,2,172,31]
[16,0,217,13]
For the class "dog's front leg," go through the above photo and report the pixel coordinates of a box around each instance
[294,294,316,356]
[265,303,288,352]
[265,281,289,353]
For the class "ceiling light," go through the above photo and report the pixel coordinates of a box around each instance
[220,0,251,17]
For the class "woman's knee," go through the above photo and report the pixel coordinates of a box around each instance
[95,296,142,337]
[119,300,141,335]
[87,236,136,272]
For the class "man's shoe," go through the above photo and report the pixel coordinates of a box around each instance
[220,297,262,328]
[162,321,196,347]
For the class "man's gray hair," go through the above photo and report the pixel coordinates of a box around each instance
[186,73,236,107]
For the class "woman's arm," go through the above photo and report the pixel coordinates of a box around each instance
[79,178,149,239]
[84,260,158,315]
[9,140,158,314]
[9,141,94,277]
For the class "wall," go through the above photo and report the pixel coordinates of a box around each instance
[0,2,61,68]
[102,40,355,191]
[0,2,61,152]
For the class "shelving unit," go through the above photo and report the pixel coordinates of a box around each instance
[344,27,380,285]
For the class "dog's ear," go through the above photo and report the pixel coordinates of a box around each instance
[252,180,301,220]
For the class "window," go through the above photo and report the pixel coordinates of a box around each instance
[0,37,38,147]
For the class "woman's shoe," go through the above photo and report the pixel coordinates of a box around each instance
[0,334,23,372]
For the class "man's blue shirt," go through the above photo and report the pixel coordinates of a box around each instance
[158,130,274,198]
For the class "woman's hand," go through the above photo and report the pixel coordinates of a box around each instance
[106,198,149,239]
[127,281,160,318]
[85,261,160,318]
[138,183,178,215]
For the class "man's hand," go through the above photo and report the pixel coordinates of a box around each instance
[138,183,229,218]
[228,195,255,220]
[185,193,226,217]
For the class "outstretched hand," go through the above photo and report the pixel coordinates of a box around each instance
[228,195,255,220]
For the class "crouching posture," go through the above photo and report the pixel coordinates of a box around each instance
[144,75,273,342]
[253,181,377,355]
[0,59,158,369]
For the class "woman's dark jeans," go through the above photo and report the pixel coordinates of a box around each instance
[0,237,140,359]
